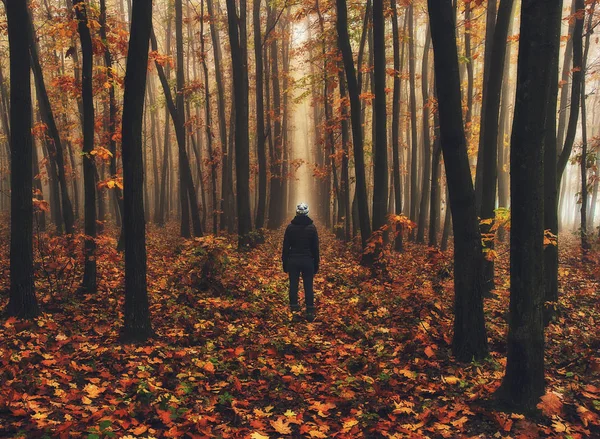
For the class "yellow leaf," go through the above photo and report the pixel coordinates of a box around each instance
[32,412,48,420]
[283,409,296,418]
[308,431,328,438]
[443,376,459,385]
[342,418,359,430]
[82,396,92,405]
[250,432,269,439]
[270,418,292,435]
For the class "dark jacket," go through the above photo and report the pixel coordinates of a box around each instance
[282,215,320,273]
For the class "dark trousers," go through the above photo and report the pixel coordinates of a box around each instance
[288,256,315,310]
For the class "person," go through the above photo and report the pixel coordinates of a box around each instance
[282,203,320,322]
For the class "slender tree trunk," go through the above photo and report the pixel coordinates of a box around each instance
[253,0,267,229]
[558,0,585,184]
[206,0,230,232]
[391,0,404,251]
[28,8,75,236]
[336,0,372,250]
[427,0,488,361]
[557,0,577,151]
[120,0,153,342]
[496,0,561,412]
[464,4,474,148]
[429,88,442,247]
[100,0,125,248]
[417,27,432,243]
[74,0,97,293]
[339,68,351,241]
[225,0,253,246]
[478,0,515,294]
[372,0,389,239]
[157,13,172,226]
[5,0,39,318]
[408,5,419,225]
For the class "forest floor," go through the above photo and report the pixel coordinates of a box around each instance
[0,221,599,439]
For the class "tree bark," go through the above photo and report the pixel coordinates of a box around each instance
[408,4,419,225]
[336,0,372,250]
[253,0,267,230]
[496,0,561,412]
[5,0,39,318]
[225,0,253,246]
[120,0,153,342]
[427,0,488,361]
[74,0,97,293]
[417,27,432,244]
[391,0,404,251]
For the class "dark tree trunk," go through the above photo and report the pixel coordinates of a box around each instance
[496,0,561,412]
[28,8,75,236]
[253,0,267,229]
[543,0,565,315]
[464,3,474,137]
[200,0,219,235]
[100,0,125,249]
[475,0,498,210]
[120,0,153,342]
[338,68,351,242]
[336,0,372,250]
[441,186,451,251]
[427,0,488,361]
[225,0,253,246]
[267,4,284,230]
[429,89,442,247]
[391,0,404,251]
[74,0,97,293]
[417,27,432,244]
[557,0,585,184]
[478,0,515,294]
[206,0,230,233]
[408,4,418,225]
[557,0,577,151]
[372,0,388,236]
[148,77,160,224]
[157,13,172,226]
[5,0,39,318]
[579,3,595,251]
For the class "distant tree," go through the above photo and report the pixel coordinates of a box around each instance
[496,0,561,411]
[427,0,488,361]
[73,0,98,293]
[4,0,39,318]
[120,0,153,342]
[253,0,267,230]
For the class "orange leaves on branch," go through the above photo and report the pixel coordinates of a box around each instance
[98,177,123,190]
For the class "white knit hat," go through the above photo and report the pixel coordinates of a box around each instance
[296,203,309,216]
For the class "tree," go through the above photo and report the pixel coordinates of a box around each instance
[120,0,153,342]
[336,0,371,250]
[496,0,561,411]
[372,0,388,235]
[27,7,75,236]
[4,0,39,318]
[390,0,403,251]
[478,0,515,294]
[74,0,97,293]
[253,0,267,230]
[427,0,488,361]
[225,0,253,247]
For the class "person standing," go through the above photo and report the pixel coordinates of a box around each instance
[282,203,320,322]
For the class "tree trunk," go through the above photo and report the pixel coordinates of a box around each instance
[496,0,561,412]
[557,0,577,150]
[478,0,515,294]
[429,87,442,247]
[74,0,97,293]
[339,68,351,242]
[5,0,39,318]
[206,0,230,232]
[557,0,585,184]
[372,0,388,237]
[336,0,372,250]
[120,0,153,342]
[253,0,267,229]
[225,0,253,246]
[427,0,488,361]
[417,27,432,243]
[28,8,75,236]
[391,0,404,251]
[100,0,125,248]
[408,4,419,225]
